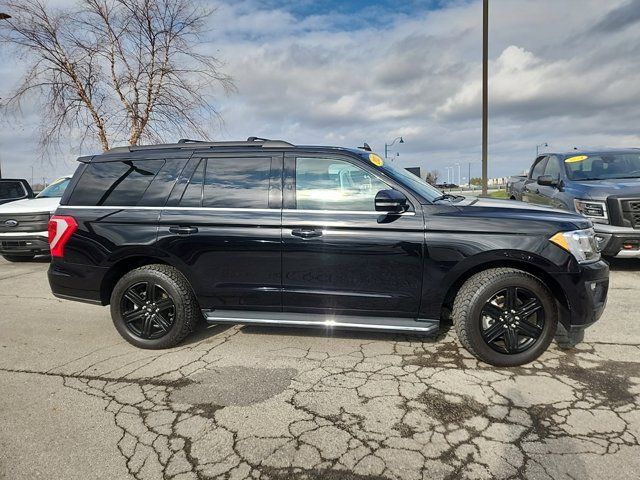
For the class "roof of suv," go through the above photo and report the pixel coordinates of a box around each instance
[82,137,371,162]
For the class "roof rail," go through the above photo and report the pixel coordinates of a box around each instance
[106,138,294,154]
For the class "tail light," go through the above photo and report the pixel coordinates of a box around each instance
[48,215,78,258]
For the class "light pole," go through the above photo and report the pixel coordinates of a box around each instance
[536,142,548,157]
[384,136,404,161]
[481,0,489,196]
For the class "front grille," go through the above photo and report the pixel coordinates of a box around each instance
[0,213,50,233]
[621,199,640,229]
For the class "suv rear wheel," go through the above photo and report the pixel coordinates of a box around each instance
[452,268,557,367]
[110,264,200,349]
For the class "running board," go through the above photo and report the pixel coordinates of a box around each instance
[202,310,439,334]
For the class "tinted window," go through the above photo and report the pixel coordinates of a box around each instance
[68,161,164,206]
[37,177,70,198]
[179,159,205,207]
[203,157,271,208]
[139,159,188,206]
[531,158,547,179]
[564,153,640,180]
[0,181,26,199]
[544,156,562,178]
[296,157,390,211]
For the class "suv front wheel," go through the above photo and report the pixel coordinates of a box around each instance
[452,268,558,367]
[110,264,201,349]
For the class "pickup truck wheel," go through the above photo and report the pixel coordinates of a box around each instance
[110,264,200,349]
[452,268,557,367]
[2,254,35,262]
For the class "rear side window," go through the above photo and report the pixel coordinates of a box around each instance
[0,181,26,199]
[68,160,165,206]
[203,157,271,208]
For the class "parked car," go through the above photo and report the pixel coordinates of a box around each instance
[0,176,72,261]
[0,178,34,205]
[48,138,608,366]
[507,175,526,200]
[435,183,459,189]
[516,150,640,258]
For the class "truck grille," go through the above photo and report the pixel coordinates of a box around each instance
[621,200,640,229]
[0,213,50,233]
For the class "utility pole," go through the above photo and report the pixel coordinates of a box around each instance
[481,0,489,196]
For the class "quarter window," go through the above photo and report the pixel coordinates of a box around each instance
[68,160,164,206]
[295,157,390,211]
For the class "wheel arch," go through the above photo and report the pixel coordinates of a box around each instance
[441,257,570,323]
[100,255,192,305]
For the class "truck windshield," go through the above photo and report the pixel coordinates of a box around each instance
[565,153,640,181]
[377,160,444,202]
[37,177,71,198]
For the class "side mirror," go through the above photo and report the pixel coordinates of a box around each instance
[537,175,560,188]
[375,189,408,213]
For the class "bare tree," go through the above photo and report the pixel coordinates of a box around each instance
[426,169,439,185]
[0,0,234,152]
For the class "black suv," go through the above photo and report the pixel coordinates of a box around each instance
[48,138,609,366]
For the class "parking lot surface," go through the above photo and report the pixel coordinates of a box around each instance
[0,257,639,480]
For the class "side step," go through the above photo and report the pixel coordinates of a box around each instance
[202,310,439,334]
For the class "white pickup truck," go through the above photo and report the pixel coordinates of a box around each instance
[0,176,71,262]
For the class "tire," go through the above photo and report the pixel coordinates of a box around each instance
[110,264,201,349]
[452,268,557,367]
[2,254,35,262]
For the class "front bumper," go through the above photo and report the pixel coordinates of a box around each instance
[0,232,50,256]
[594,224,640,258]
[556,260,609,332]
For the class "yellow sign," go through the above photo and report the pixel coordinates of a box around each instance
[565,155,588,164]
[369,154,384,167]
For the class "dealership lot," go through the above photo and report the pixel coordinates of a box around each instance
[0,257,639,480]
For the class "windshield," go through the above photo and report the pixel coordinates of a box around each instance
[376,159,444,202]
[37,177,71,198]
[564,153,640,181]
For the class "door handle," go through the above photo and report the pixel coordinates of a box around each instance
[169,226,199,235]
[291,228,323,239]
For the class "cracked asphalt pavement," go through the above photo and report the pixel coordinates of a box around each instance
[1,257,639,480]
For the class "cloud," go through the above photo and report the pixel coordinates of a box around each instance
[1,0,640,182]
[591,0,640,33]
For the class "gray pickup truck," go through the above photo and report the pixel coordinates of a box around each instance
[514,149,640,258]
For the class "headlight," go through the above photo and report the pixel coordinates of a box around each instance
[550,228,601,263]
[574,199,608,224]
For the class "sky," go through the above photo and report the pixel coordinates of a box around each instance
[1,0,640,183]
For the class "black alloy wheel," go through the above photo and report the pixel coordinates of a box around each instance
[120,282,176,340]
[452,267,558,367]
[480,287,544,354]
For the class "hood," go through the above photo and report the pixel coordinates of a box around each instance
[443,196,591,233]
[568,178,640,199]
[0,196,61,214]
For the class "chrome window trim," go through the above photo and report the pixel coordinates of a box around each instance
[61,205,416,216]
